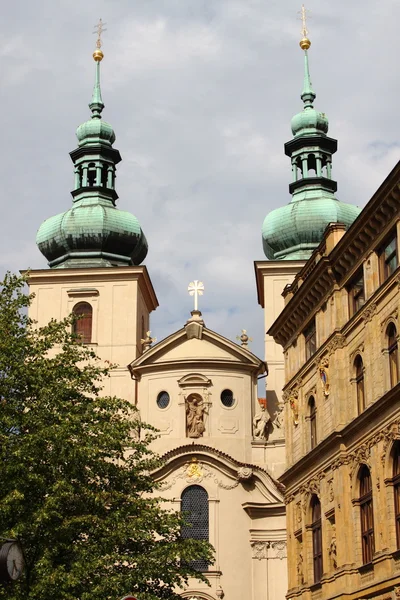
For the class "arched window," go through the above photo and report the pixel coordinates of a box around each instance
[393,443,400,548]
[354,355,365,414]
[309,396,317,450]
[87,162,96,187]
[73,302,92,344]
[181,485,209,571]
[311,495,323,583]
[359,465,374,564]
[387,323,399,387]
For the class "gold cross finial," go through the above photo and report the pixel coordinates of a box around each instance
[298,5,311,50]
[93,18,106,49]
[92,18,107,61]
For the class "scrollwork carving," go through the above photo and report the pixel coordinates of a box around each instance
[362,303,377,323]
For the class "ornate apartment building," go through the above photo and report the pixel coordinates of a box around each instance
[267,161,400,600]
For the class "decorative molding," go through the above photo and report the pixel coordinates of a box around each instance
[362,302,377,323]
[251,541,268,560]
[300,473,325,511]
[178,373,212,388]
[270,541,287,560]
[160,459,212,490]
[326,333,346,356]
[215,467,253,490]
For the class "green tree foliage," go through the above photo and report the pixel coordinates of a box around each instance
[0,273,213,600]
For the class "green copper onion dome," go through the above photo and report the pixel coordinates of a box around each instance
[262,34,360,261]
[37,47,148,269]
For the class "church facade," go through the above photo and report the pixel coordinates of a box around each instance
[26,36,289,600]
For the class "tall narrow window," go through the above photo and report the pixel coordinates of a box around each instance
[309,396,317,450]
[348,270,365,317]
[311,495,323,583]
[354,355,365,414]
[393,444,400,549]
[359,465,374,564]
[387,323,399,387]
[73,302,93,344]
[304,319,317,361]
[181,485,209,571]
[380,233,398,282]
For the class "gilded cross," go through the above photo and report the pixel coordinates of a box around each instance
[188,280,204,312]
[298,4,310,38]
[93,18,107,49]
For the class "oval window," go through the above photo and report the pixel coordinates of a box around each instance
[157,391,170,409]
[221,389,234,408]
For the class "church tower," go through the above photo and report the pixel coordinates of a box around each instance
[25,28,158,405]
[255,8,360,461]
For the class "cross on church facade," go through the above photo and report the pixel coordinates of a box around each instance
[187,280,204,312]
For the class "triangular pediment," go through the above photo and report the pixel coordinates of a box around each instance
[128,325,265,377]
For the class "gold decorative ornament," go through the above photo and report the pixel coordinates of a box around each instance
[298,4,311,50]
[299,37,311,50]
[93,18,106,62]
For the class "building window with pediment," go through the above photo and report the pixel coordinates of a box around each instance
[348,269,365,317]
[354,355,365,414]
[181,485,209,571]
[393,443,400,549]
[72,302,92,344]
[304,319,316,361]
[309,396,317,450]
[359,465,374,564]
[311,495,323,583]
[387,322,399,387]
[379,232,398,282]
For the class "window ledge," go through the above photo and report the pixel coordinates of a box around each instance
[358,561,373,574]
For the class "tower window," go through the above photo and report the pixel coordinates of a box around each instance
[101,164,108,188]
[311,495,323,583]
[220,389,234,408]
[359,465,374,564]
[156,391,170,409]
[87,163,96,187]
[354,355,365,414]
[393,443,400,549]
[181,485,209,571]
[72,302,93,344]
[379,233,398,282]
[387,322,399,387]
[304,319,316,361]
[309,396,317,450]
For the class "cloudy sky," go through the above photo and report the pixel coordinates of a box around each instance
[0,0,399,362]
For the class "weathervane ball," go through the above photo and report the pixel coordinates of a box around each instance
[93,48,104,62]
[299,36,311,50]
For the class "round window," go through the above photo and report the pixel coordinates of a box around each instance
[157,391,170,409]
[221,389,234,408]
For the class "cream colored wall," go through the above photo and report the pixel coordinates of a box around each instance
[138,366,256,463]
[156,456,288,600]
[26,267,157,406]
[254,261,304,477]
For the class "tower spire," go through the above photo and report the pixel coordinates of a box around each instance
[261,6,361,261]
[298,5,315,108]
[89,19,106,118]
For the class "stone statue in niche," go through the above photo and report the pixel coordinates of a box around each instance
[297,551,304,585]
[186,395,207,438]
[274,402,285,434]
[253,405,271,440]
[329,525,337,569]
